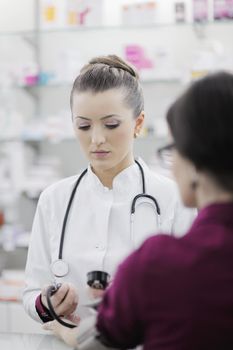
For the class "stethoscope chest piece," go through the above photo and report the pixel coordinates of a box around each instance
[51,259,69,278]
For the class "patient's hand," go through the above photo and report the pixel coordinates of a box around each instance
[88,286,105,300]
[43,320,79,348]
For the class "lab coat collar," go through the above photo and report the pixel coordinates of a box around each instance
[86,157,146,196]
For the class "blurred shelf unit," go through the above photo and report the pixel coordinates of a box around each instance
[0,270,46,333]
[0,14,232,265]
[1,20,233,92]
[0,18,232,135]
[0,18,233,194]
[0,232,30,249]
[15,77,182,88]
[1,19,233,35]
[0,131,157,144]
[0,20,233,150]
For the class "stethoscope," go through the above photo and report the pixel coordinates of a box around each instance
[50,159,161,279]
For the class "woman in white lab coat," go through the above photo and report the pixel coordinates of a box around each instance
[23,55,195,324]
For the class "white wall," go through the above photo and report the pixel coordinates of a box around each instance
[0,0,35,31]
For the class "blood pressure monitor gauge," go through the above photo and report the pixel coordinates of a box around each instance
[87,270,110,290]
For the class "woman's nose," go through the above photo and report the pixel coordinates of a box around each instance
[91,127,106,145]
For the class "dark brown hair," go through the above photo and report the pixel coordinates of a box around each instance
[70,54,144,118]
[167,71,233,192]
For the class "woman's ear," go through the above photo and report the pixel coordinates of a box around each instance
[134,111,145,137]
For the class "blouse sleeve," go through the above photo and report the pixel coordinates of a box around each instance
[96,248,144,349]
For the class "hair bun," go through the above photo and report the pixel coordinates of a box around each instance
[89,54,139,79]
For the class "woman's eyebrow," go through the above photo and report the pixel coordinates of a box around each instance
[75,114,122,120]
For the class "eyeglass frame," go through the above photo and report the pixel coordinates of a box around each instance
[156,142,176,168]
[157,142,175,157]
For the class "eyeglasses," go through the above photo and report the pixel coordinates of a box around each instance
[156,142,175,169]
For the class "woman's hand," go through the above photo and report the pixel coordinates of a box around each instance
[43,320,79,348]
[41,282,79,319]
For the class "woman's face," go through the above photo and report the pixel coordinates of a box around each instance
[172,149,197,208]
[71,89,144,174]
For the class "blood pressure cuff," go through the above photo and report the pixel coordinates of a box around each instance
[75,314,119,350]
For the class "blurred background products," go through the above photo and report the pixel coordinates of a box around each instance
[122,1,158,26]
[39,0,104,28]
[0,0,233,335]
[193,0,209,22]
[175,1,187,22]
[214,0,233,20]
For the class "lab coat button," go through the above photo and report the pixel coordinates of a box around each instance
[95,245,105,250]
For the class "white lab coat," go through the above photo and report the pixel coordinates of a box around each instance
[23,158,196,322]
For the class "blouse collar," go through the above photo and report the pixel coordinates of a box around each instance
[192,202,233,229]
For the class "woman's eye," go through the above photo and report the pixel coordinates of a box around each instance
[105,123,119,129]
[78,125,91,130]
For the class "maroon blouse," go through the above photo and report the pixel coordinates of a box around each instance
[97,202,233,350]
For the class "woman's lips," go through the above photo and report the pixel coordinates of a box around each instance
[91,151,110,158]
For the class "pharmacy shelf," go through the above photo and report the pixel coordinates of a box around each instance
[16,77,182,90]
[3,20,232,95]
[0,136,73,143]
[0,233,30,250]
[0,20,233,36]
[0,134,158,144]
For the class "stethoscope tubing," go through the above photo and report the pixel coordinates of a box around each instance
[48,160,161,327]
[59,169,87,260]
[54,160,161,270]
[46,285,77,328]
